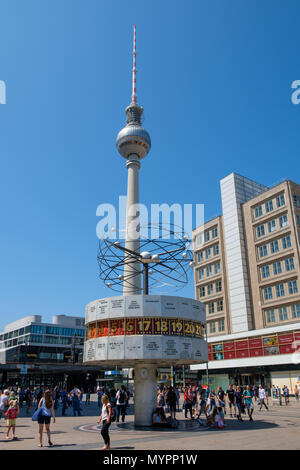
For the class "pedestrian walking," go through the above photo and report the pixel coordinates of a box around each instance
[175,387,180,410]
[217,386,226,415]
[294,384,299,402]
[196,389,207,420]
[70,385,82,416]
[25,387,32,415]
[97,394,112,450]
[243,385,254,421]
[86,390,91,405]
[234,386,244,421]
[183,387,193,419]
[207,389,217,414]
[0,389,9,426]
[166,386,177,420]
[226,385,236,417]
[283,385,290,405]
[5,399,19,440]
[61,387,68,416]
[116,386,127,423]
[258,384,269,411]
[37,389,56,447]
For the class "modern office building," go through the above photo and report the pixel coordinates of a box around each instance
[191,173,300,392]
[0,314,99,389]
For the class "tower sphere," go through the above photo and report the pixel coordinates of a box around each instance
[116,104,151,159]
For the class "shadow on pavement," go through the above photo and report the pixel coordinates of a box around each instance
[115,417,279,433]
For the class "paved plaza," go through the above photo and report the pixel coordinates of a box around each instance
[1,395,300,451]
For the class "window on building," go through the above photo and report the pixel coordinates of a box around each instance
[209,322,216,334]
[29,334,43,343]
[60,328,75,336]
[217,300,223,312]
[264,287,273,300]
[45,326,60,335]
[208,302,214,314]
[276,284,285,298]
[279,214,288,228]
[31,325,44,335]
[206,265,212,277]
[255,205,263,218]
[293,195,300,206]
[216,280,222,292]
[199,286,205,298]
[218,319,225,332]
[207,283,214,295]
[292,304,300,318]
[197,268,204,281]
[205,248,211,259]
[282,235,291,249]
[214,262,220,274]
[266,309,276,323]
[278,307,288,321]
[213,244,219,256]
[197,251,203,263]
[204,231,210,242]
[268,220,276,233]
[261,265,270,279]
[195,233,203,246]
[288,280,298,295]
[296,215,300,226]
[259,245,268,258]
[285,258,295,271]
[265,200,274,213]
[43,335,59,344]
[276,194,285,208]
[257,225,265,237]
[212,226,218,238]
[270,240,279,254]
[273,261,282,275]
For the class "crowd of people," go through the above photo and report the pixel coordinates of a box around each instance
[0,381,295,448]
[153,383,294,429]
[0,383,131,449]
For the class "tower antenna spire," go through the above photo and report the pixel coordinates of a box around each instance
[131,24,137,104]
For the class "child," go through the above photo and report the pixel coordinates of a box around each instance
[5,399,19,440]
[214,407,226,428]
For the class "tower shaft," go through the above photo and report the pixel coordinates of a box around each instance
[123,155,141,295]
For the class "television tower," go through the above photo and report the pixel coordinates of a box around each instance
[116,25,151,295]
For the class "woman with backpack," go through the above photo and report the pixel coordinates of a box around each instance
[97,394,113,450]
[116,386,127,423]
[37,389,56,447]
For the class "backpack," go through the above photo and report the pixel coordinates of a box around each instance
[118,391,126,404]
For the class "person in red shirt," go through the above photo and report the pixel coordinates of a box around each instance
[5,399,19,440]
[183,387,193,419]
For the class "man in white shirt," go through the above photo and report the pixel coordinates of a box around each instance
[258,384,269,411]
[0,390,9,425]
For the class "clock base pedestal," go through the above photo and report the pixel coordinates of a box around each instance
[134,363,157,427]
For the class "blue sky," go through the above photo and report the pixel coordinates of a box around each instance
[0,0,299,330]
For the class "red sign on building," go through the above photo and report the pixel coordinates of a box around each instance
[236,349,250,358]
[278,334,294,345]
[224,351,236,359]
[249,337,263,349]
[249,348,263,357]
[235,340,249,350]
